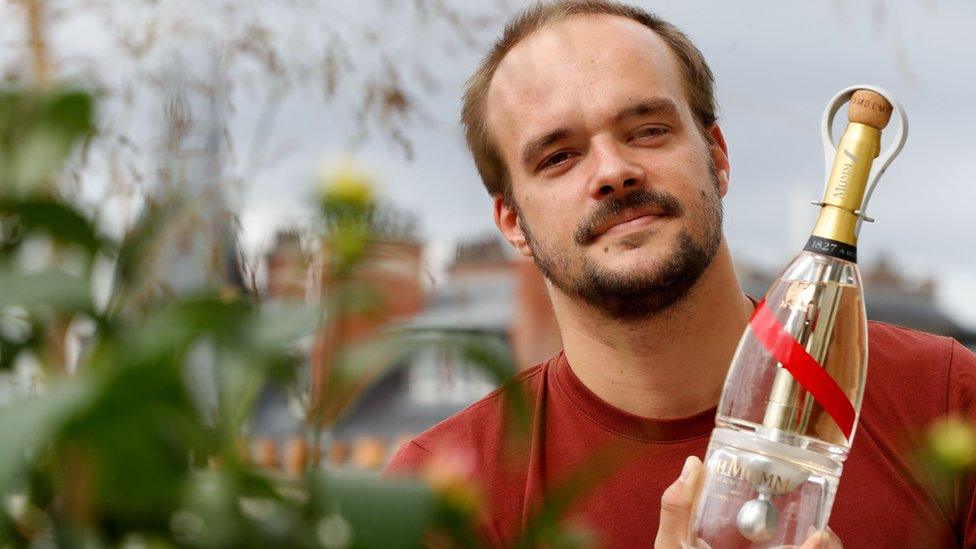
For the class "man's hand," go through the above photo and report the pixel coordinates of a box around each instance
[653,456,842,548]
[655,456,702,549]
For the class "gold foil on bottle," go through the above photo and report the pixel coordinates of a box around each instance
[811,123,881,246]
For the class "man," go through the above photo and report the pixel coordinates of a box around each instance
[386,1,976,547]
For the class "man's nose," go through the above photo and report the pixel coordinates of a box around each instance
[587,139,645,199]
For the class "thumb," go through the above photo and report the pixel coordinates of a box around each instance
[798,528,842,549]
[655,455,702,549]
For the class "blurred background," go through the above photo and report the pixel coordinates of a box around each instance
[1,0,974,474]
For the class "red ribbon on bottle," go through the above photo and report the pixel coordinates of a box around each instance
[750,298,856,439]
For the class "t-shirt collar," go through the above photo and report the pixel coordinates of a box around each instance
[549,294,760,443]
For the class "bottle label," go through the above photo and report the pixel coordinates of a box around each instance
[709,455,805,495]
[803,236,857,263]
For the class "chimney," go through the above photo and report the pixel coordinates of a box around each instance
[511,259,562,368]
[265,230,308,301]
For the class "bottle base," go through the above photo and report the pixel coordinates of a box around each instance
[687,428,843,548]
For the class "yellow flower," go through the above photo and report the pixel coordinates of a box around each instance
[927,416,976,470]
[318,160,375,210]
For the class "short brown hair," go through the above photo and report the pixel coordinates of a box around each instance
[461,0,718,200]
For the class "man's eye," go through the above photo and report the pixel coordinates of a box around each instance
[540,151,574,170]
[631,127,667,140]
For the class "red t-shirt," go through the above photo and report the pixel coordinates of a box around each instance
[386,321,976,547]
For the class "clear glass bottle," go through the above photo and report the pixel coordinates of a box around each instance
[686,87,907,547]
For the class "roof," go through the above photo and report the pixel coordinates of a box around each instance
[404,270,515,333]
[330,366,478,442]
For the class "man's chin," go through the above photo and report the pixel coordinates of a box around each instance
[585,245,671,275]
[598,220,692,261]
[616,226,660,250]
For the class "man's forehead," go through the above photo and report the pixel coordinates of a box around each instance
[485,14,685,159]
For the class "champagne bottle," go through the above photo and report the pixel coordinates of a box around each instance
[686,87,908,547]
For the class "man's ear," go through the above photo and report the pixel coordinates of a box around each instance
[493,195,534,258]
[707,124,731,198]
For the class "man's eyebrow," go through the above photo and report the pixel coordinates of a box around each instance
[612,97,680,125]
[519,128,571,168]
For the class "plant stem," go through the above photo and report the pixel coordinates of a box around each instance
[24,0,50,88]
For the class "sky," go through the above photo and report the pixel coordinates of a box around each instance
[2,0,975,328]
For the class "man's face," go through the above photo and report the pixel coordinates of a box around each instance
[487,15,730,319]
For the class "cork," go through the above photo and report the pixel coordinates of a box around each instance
[848,90,892,129]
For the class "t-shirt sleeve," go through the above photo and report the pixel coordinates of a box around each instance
[383,440,432,477]
[947,340,976,546]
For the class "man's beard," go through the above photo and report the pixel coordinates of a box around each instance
[517,166,723,321]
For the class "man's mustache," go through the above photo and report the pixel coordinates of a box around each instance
[574,190,684,245]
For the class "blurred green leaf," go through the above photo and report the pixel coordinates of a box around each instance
[0,198,106,256]
[316,470,437,548]
[0,380,96,495]
[326,222,370,277]
[111,298,250,365]
[110,199,173,307]
[0,316,42,371]
[0,89,94,194]
[0,338,33,372]
[913,415,976,525]
[927,416,976,471]
[242,305,319,354]
[0,268,92,313]
[176,469,317,549]
[65,351,206,534]
[216,351,266,437]
[209,306,318,433]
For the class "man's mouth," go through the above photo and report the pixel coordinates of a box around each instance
[600,212,665,238]
[573,190,684,246]
[592,207,669,241]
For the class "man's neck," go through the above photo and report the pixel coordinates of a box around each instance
[549,242,755,419]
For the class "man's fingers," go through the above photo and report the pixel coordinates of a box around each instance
[655,455,702,549]
[798,528,842,549]
[653,459,839,549]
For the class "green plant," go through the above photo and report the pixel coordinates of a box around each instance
[0,81,606,548]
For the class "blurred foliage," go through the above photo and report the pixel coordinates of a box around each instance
[915,415,976,518]
[0,82,600,547]
[927,416,976,471]
[0,2,605,545]
[0,89,93,197]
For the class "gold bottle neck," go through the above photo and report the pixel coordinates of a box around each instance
[810,122,881,247]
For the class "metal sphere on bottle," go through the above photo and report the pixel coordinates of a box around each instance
[736,493,779,543]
